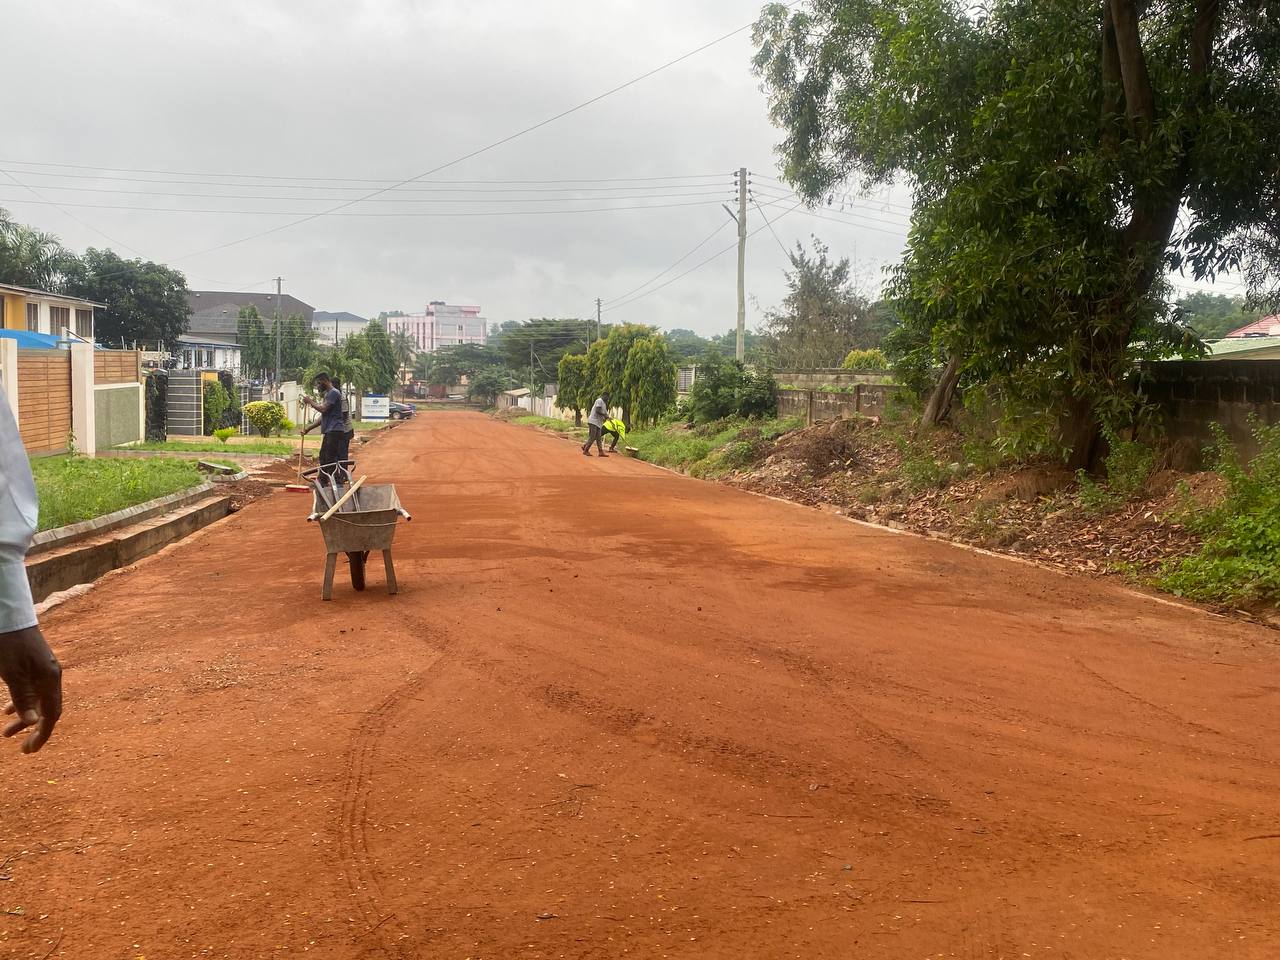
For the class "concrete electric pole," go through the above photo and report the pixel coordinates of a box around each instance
[596,298,602,345]
[273,276,284,386]
[735,167,747,363]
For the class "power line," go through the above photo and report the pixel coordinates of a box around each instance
[0,158,732,186]
[750,194,794,260]
[602,219,733,306]
[0,167,736,194]
[604,199,804,314]
[0,196,726,218]
[159,14,787,265]
[0,183,731,204]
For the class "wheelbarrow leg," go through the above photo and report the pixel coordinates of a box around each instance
[382,549,398,595]
[322,552,338,601]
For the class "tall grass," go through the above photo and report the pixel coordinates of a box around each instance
[30,456,207,531]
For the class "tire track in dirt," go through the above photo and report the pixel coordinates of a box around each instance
[337,671,428,959]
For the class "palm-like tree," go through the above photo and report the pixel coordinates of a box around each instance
[0,208,73,291]
[389,328,417,399]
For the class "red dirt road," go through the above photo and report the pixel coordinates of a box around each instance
[4,411,1279,959]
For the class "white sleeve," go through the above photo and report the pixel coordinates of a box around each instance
[0,393,38,632]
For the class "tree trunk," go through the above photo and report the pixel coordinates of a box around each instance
[573,408,582,427]
[1063,395,1103,472]
[921,355,961,427]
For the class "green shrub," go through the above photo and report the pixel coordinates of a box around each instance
[244,400,287,437]
[1101,428,1156,500]
[686,352,777,423]
[1075,470,1121,515]
[1158,421,1280,604]
[841,347,889,371]
[213,427,237,445]
[202,380,232,435]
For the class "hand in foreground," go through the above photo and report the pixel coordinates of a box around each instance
[0,626,62,753]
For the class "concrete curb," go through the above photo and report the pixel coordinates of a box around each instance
[27,495,233,603]
[29,481,216,557]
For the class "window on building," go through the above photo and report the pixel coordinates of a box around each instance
[204,349,214,368]
[75,308,93,339]
[49,305,70,333]
[182,350,193,369]
[26,303,39,332]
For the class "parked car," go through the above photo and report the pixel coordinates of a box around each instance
[388,401,416,420]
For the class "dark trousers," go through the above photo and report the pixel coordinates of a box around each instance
[602,427,620,451]
[582,423,604,454]
[319,429,352,480]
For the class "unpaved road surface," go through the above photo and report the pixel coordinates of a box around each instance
[5,412,1279,959]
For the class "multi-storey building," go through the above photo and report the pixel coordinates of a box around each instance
[385,302,486,353]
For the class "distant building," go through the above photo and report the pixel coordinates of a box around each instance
[186,290,315,340]
[1224,316,1280,338]
[313,311,370,345]
[176,334,241,374]
[385,302,486,354]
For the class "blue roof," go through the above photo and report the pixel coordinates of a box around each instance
[0,329,64,349]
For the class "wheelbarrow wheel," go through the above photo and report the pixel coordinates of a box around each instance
[348,551,368,591]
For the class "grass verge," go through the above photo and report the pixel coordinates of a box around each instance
[628,416,803,477]
[127,439,293,456]
[31,456,207,531]
[510,414,588,441]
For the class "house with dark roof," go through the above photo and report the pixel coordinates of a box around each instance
[185,290,315,339]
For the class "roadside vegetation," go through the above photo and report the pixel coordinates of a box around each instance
[30,456,207,531]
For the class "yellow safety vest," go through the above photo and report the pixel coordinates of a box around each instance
[603,418,626,438]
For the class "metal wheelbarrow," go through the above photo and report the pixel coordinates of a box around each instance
[303,462,411,600]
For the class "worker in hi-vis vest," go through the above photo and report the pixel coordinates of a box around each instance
[601,417,626,453]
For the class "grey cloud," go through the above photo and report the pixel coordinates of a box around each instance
[5,0,910,333]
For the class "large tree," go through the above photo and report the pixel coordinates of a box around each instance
[761,236,876,368]
[489,317,592,388]
[362,320,400,394]
[754,1,1279,465]
[1177,291,1264,339]
[556,352,590,425]
[623,336,679,427]
[62,247,190,348]
[591,324,657,427]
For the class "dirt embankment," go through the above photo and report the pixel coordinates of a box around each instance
[721,416,1228,600]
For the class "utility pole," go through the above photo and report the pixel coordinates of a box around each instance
[735,167,747,363]
[596,297,602,345]
[273,276,284,386]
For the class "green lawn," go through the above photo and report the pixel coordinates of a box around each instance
[128,439,293,456]
[30,456,209,532]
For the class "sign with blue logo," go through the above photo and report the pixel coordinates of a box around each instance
[363,394,390,420]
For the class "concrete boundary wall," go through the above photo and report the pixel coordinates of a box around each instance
[1,341,143,457]
[778,384,905,425]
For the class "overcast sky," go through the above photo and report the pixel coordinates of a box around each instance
[0,0,917,337]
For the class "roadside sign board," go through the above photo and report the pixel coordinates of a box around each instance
[363,394,390,420]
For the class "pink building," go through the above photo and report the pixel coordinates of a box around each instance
[386,301,487,353]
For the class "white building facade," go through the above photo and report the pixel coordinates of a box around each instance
[385,302,486,353]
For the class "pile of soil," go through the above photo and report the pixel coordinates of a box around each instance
[730,417,1219,586]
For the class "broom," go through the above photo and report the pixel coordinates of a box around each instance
[285,429,310,492]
